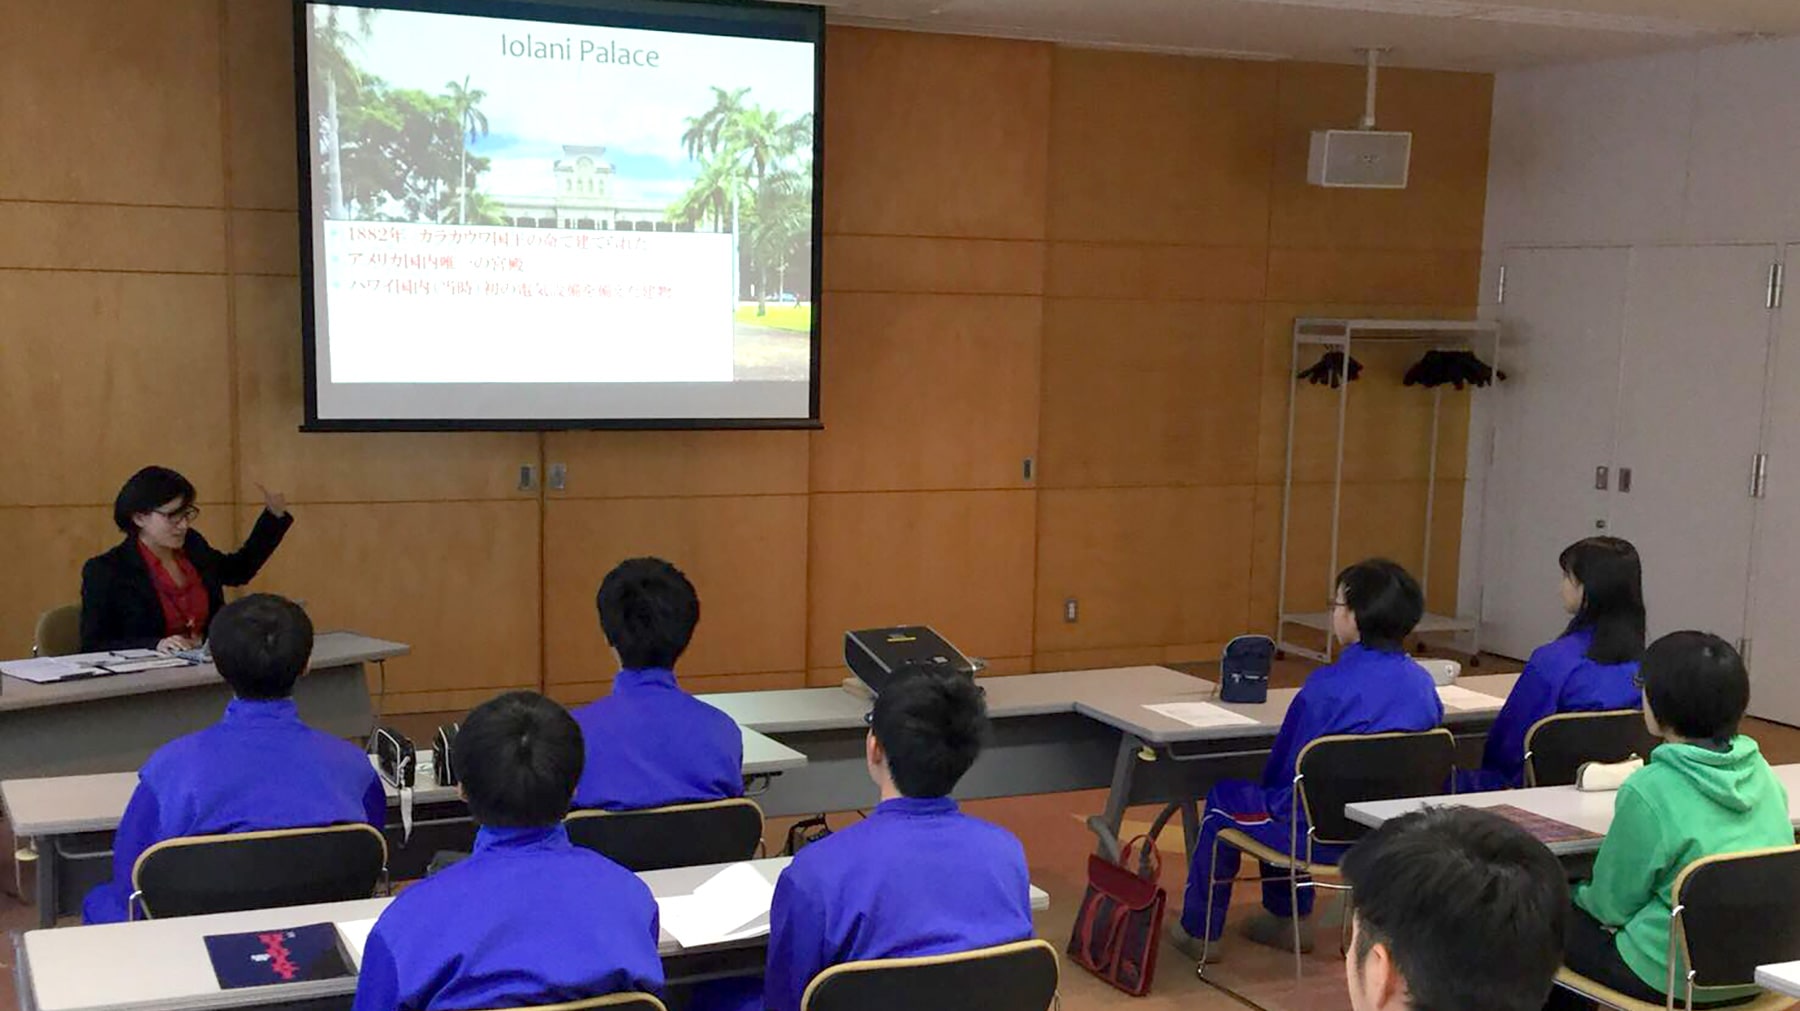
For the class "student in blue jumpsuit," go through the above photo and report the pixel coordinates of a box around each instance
[570,557,742,810]
[761,662,1035,1011]
[1172,559,1444,958]
[352,691,662,1011]
[1457,536,1644,792]
[82,594,384,924]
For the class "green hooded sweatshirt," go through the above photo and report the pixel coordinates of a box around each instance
[1574,735,1792,999]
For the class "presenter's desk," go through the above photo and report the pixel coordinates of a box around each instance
[2,728,806,928]
[0,633,406,780]
[12,858,1051,1011]
[702,668,1516,858]
[1344,763,1800,856]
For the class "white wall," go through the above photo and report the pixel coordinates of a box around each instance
[1461,35,1800,646]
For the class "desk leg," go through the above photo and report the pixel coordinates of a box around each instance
[33,839,56,929]
[1087,735,1144,859]
[1180,798,1201,858]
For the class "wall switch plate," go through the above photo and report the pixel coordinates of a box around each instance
[1064,598,1078,623]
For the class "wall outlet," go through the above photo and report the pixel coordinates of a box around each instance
[1064,598,1078,623]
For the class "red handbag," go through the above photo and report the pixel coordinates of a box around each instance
[1066,830,1167,996]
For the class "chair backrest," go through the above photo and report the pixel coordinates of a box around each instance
[564,798,764,873]
[1297,729,1459,847]
[132,823,387,919]
[1523,709,1655,787]
[471,994,667,1011]
[801,939,1059,1011]
[33,604,81,657]
[1672,845,1800,991]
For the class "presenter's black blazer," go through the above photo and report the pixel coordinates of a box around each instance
[78,510,295,652]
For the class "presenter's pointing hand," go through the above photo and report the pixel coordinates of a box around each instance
[258,484,289,519]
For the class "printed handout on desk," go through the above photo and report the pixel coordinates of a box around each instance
[1142,702,1260,729]
[336,918,377,971]
[655,862,776,949]
[1435,685,1503,710]
[0,657,105,683]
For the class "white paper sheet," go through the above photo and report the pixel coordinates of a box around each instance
[336,918,377,971]
[655,862,776,948]
[99,657,191,674]
[0,658,104,683]
[1436,684,1503,710]
[1142,702,1260,728]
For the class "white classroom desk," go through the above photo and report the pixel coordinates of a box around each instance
[0,633,408,780]
[702,667,1518,859]
[1755,961,1800,998]
[13,858,1052,1011]
[2,727,806,930]
[1345,763,1800,856]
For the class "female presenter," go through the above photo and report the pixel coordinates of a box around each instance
[79,466,294,653]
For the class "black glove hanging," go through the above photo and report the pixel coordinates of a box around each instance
[1403,349,1506,390]
[1297,351,1363,388]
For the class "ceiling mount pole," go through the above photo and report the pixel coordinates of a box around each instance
[1358,47,1383,130]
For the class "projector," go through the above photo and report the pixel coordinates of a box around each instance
[844,626,980,696]
[1308,129,1412,189]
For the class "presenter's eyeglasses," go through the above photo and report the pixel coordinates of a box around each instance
[156,505,201,525]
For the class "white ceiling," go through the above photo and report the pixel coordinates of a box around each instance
[812,0,1800,71]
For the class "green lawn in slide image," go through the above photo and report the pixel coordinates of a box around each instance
[734,304,812,333]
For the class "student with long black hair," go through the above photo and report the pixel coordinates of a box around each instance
[1458,537,1645,792]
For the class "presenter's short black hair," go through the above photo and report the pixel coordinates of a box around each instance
[1343,806,1567,1011]
[870,662,988,798]
[114,466,196,533]
[596,557,700,669]
[1336,558,1425,652]
[455,691,585,828]
[1642,631,1749,745]
[210,594,314,700]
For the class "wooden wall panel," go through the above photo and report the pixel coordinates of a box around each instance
[224,0,299,211]
[1034,486,1257,654]
[1039,300,1265,489]
[0,273,232,508]
[0,507,116,656]
[1265,249,1483,305]
[825,237,1045,296]
[232,277,538,505]
[811,295,1041,493]
[808,491,1036,669]
[0,204,224,274]
[1046,244,1266,302]
[237,501,541,696]
[232,210,301,276]
[1277,481,1467,617]
[542,496,809,686]
[0,0,224,205]
[545,432,809,499]
[822,29,1051,239]
[1047,50,1277,246]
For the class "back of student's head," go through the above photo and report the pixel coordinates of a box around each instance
[1642,631,1749,745]
[1560,536,1646,665]
[210,594,313,700]
[1336,558,1424,652]
[596,557,700,670]
[455,691,585,828]
[1342,806,1567,1011]
[871,662,988,798]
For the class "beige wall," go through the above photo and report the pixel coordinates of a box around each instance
[0,3,1490,711]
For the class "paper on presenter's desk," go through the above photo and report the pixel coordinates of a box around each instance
[1435,684,1503,710]
[1142,701,1260,729]
[0,658,106,683]
[656,862,776,948]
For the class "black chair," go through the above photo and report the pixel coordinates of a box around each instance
[564,798,764,872]
[131,823,388,919]
[475,994,666,1011]
[1555,845,1800,1010]
[1203,728,1458,975]
[1523,709,1656,787]
[801,939,1059,1011]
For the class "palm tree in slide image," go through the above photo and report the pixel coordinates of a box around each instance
[445,75,489,224]
[312,6,375,219]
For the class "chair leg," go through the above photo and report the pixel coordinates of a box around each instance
[1199,834,1226,974]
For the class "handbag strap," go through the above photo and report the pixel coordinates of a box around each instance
[1119,833,1161,883]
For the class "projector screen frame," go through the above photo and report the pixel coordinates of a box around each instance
[292,0,825,432]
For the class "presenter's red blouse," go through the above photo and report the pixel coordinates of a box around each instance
[136,538,210,639]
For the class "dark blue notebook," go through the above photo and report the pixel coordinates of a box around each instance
[203,922,354,989]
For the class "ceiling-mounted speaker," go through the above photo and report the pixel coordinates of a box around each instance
[1308,129,1412,189]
